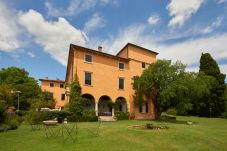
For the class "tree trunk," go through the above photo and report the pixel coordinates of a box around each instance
[153,97,161,120]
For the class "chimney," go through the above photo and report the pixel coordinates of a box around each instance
[98,46,102,52]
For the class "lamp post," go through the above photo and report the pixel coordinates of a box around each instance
[11,90,21,112]
[15,91,21,111]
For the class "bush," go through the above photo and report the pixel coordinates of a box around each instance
[6,119,19,130]
[0,124,10,132]
[26,110,43,125]
[82,110,98,122]
[221,112,227,119]
[68,110,98,122]
[0,101,6,123]
[115,111,129,120]
[68,114,82,122]
[166,108,177,116]
[41,111,71,122]
[160,113,176,121]
[27,110,71,124]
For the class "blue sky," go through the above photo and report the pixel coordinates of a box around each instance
[0,0,227,82]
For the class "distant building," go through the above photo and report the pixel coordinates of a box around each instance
[65,43,158,119]
[39,78,66,108]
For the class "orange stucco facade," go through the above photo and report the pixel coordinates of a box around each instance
[39,79,66,108]
[65,43,158,119]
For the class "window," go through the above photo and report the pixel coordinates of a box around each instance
[142,62,146,68]
[61,94,65,100]
[50,83,54,87]
[119,77,124,90]
[85,72,92,85]
[60,83,64,88]
[139,103,148,113]
[119,62,125,70]
[85,54,92,62]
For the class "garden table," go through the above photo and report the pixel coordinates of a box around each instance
[43,120,58,138]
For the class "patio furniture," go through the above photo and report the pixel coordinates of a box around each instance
[60,122,77,142]
[43,120,59,138]
[86,120,102,136]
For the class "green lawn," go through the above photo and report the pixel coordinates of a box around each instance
[0,116,227,151]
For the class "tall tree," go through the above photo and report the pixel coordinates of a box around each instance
[199,53,226,116]
[69,76,83,116]
[0,67,41,110]
[133,60,185,119]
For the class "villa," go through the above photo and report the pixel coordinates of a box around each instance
[64,43,158,119]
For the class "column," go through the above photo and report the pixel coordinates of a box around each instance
[112,108,115,117]
[95,102,98,116]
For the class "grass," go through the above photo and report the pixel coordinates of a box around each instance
[0,116,227,151]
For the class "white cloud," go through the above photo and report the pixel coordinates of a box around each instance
[147,14,160,25]
[45,0,118,17]
[84,13,105,33]
[91,25,227,78]
[167,0,204,28]
[202,16,223,34]
[27,51,35,58]
[19,9,86,66]
[0,1,20,52]
[217,0,227,4]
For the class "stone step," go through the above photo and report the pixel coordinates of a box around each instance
[99,116,116,122]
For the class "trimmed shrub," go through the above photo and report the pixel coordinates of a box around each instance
[160,113,176,121]
[166,108,177,116]
[27,110,71,124]
[115,111,129,120]
[82,110,98,122]
[68,110,98,122]
[42,111,71,122]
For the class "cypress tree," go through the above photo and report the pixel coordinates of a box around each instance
[199,53,226,117]
[69,76,83,116]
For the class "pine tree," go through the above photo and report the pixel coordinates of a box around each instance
[199,53,226,117]
[69,76,83,116]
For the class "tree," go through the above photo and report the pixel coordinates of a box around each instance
[199,53,226,117]
[0,67,41,110]
[133,60,186,119]
[30,91,55,109]
[0,84,14,106]
[160,72,215,116]
[69,76,83,116]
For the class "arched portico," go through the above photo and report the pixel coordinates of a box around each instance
[98,95,112,116]
[82,94,95,111]
[115,97,127,112]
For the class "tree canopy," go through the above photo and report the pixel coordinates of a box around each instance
[199,53,226,116]
[132,57,226,119]
[133,60,186,119]
[0,67,41,110]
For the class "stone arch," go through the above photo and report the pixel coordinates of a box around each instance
[98,95,112,116]
[115,97,127,112]
[82,93,95,111]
